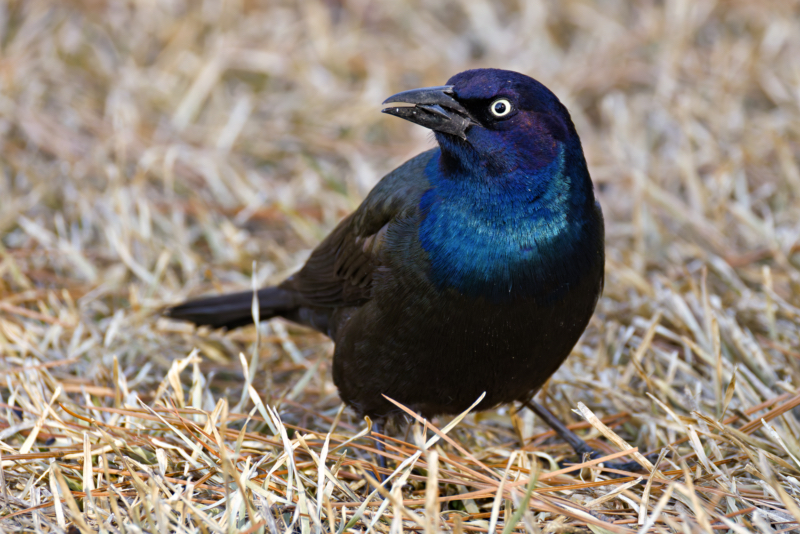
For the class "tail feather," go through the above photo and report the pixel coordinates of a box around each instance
[165,287,299,330]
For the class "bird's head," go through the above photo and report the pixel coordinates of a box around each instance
[383,69,580,175]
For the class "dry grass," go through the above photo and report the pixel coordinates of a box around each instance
[2,0,800,532]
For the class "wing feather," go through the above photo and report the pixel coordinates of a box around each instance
[279,150,436,307]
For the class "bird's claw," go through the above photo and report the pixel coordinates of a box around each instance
[561,451,661,478]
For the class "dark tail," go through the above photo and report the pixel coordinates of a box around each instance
[165,287,300,330]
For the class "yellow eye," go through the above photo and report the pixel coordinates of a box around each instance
[489,99,512,117]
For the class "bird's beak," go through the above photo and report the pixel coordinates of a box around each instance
[382,85,475,140]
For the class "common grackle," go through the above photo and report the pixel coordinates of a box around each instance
[168,69,638,472]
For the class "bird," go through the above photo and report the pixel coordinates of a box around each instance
[167,68,637,472]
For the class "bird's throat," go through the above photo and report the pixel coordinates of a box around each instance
[419,148,591,303]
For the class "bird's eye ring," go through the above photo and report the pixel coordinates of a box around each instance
[489,99,512,117]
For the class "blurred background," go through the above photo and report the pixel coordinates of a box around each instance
[3,0,800,452]
[2,0,800,530]
[4,0,800,455]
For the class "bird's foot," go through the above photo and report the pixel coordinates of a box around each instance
[371,420,389,484]
[563,448,661,477]
[524,399,658,478]
[598,457,659,475]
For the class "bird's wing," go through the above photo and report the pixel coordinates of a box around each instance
[280,149,436,307]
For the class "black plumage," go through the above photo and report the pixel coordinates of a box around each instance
[168,69,632,469]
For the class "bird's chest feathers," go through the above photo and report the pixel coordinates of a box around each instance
[418,161,582,303]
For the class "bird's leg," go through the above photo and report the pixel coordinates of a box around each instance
[372,420,388,483]
[523,400,654,474]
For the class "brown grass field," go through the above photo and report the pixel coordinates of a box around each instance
[2,0,800,532]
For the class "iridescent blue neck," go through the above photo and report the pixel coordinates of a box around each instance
[418,144,595,303]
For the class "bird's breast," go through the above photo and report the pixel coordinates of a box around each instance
[416,177,599,303]
[419,213,571,302]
